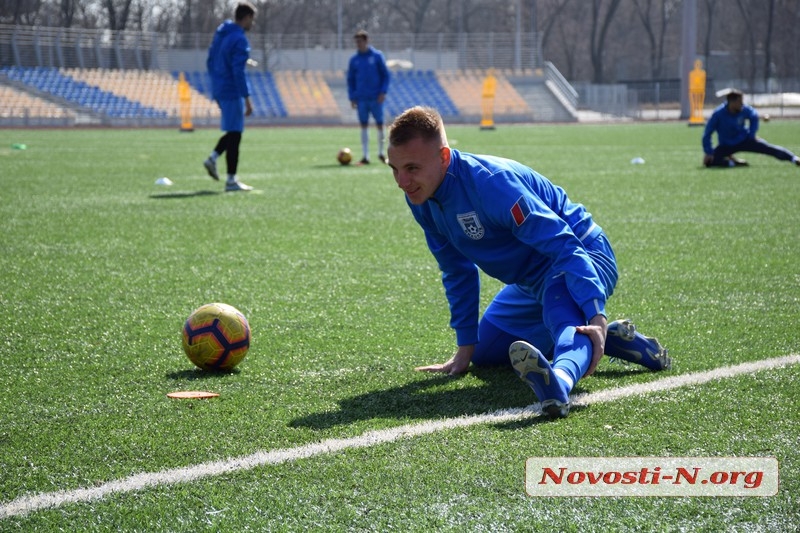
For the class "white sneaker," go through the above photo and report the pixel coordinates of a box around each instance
[203,158,219,181]
[225,180,253,192]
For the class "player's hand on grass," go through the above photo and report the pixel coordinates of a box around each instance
[415,345,474,375]
[577,314,607,376]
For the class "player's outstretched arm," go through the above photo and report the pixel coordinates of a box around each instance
[415,345,474,375]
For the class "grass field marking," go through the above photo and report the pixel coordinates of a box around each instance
[2,354,798,520]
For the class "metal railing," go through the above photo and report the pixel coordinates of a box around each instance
[0,24,543,73]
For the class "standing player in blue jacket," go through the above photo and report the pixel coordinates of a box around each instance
[702,89,800,168]
[347,30,391,165]
[203,1,256,192]
[387,106,669,419]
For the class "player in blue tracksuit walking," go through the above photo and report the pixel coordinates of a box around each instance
[203,1,256,192]
[347,30,391,165]
[702,88,800,168]
[387,106,669,418]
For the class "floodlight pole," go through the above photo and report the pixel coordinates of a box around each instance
[680,0,697,120]
[514,0,522,72]
[337,0,342,50]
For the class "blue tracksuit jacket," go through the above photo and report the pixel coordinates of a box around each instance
[347,46,390,101]
[702,102,759,154]
[407,149,607,346]
[207,20,251,101]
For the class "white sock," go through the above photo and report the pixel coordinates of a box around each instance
[361,128,369,160]
[210,151,219,163]
[377,127,385,157]
[554,368,574,394]
[227,174,236,183]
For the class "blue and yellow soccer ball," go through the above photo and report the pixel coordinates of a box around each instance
[182,303,250,371]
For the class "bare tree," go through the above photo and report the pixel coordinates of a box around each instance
[0,0,43,25]
[700,0,718,72]
[59,0,78,27]
[104,0,134,30]
[537,0,571,53]
[588,0,623,83]
[733,0,758,90]
[552,1,584,79]
[632,0,680,79]
[763,0,776,87]
[387,0,435,35]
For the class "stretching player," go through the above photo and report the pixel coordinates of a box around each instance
[387,106,670,419]
[702,88,800,168]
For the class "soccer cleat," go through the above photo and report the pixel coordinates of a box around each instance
[729,155,748,167]
[605,319,671,371]
[358,157,370,165]
[225,180,253,192]
[204,158,220,181]
[509,341,570,418]
[378,154,387,164]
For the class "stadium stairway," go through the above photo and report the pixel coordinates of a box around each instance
[506,69,578,123]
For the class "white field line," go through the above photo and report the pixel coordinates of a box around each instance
[2,354,798,519]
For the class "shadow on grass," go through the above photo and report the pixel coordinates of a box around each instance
[165,367,242,380]
[149,190,221,199]
[289,365,593,430]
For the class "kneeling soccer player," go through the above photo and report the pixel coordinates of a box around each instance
[387,106,670,419]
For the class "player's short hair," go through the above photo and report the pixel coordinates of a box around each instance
[235,1,257,21]
[388,106,445,147]
[354,30,369,41]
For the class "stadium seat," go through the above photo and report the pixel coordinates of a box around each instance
[386,70,459,118]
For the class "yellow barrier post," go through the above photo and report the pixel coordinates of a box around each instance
[178,72,194,132]
[688,59,706,127]
[480,69,497,130]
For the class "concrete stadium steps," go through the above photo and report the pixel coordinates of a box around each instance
[437,69,533,122]
[510,78,578,122]
[273,71,340,120]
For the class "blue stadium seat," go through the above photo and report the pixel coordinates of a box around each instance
[386,70,459,117]
[4,67,167,120]
[181,71,287,119]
